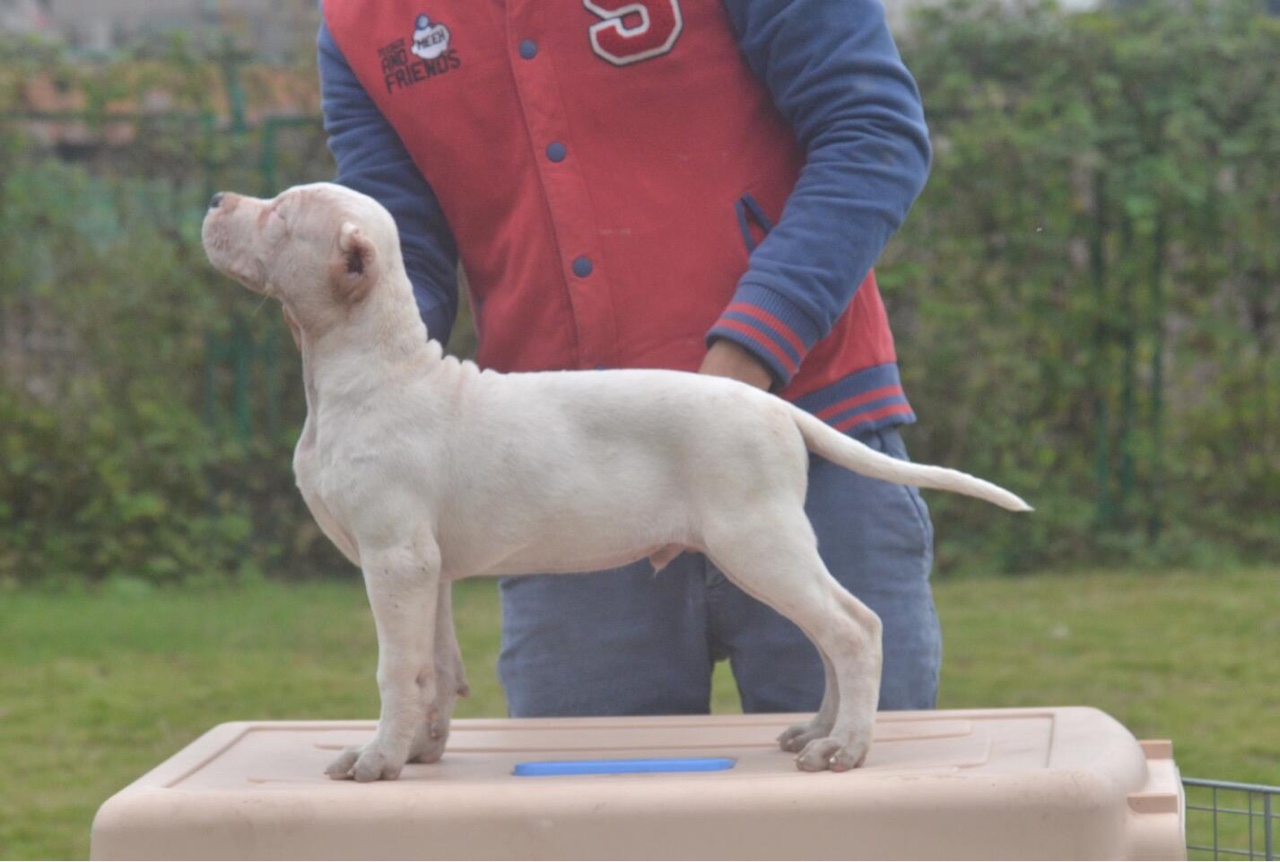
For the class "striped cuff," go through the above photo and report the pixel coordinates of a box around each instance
[706,284,825,388]
[793,363,916,435]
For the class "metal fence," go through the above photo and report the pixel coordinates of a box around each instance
[1,108,328,440]
[1186,778,1278,861]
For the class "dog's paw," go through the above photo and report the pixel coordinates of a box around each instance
[777,719,832,754]
[325,744,404,782]
[794,736,868,773]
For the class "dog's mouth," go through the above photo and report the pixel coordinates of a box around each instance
[202,221,270,295]
[205,242,265,291]
[224,260,271,295]
[208,253,271,297]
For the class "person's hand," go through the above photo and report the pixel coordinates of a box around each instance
[698,339,774,391]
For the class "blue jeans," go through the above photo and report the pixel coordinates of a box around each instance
[497,426,940,715]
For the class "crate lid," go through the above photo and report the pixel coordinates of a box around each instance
[91,707,1184,860]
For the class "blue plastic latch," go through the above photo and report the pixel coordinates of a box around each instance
[512,757,737,777]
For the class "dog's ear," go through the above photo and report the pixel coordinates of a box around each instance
[333,221,376,305]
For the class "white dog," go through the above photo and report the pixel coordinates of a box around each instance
[202,182,1031,782]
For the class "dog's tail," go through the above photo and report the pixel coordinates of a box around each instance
[789,406,1033,512]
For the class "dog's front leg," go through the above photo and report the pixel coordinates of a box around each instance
[407,579,468,765]
[327,542,440,782]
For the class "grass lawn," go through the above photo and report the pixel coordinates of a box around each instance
[1,567,1276,859]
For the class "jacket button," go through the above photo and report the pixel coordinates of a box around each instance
[519,39,537,59]
[572,256,593,277]
[547,142,567,162]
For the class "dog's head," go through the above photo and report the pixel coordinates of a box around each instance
[202,183,405,338]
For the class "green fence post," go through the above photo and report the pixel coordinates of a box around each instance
[221,52,248,135]
[1147,213,1166,543]
[204,329,221,432]
[1117,209,1137,527]
[200,110,217,209]
[265,321,280,441]
[232,314,253,441]
[259,118,278,196]
[1091,170,1114,531]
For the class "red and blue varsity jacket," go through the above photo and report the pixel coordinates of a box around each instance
[319,0,931,435]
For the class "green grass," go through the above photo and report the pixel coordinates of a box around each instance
[1,568,1276,859]
[934,568,1280,783]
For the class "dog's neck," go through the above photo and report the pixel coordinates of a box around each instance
[301,265,439,377]
[291,267,462,455]
[304,321,436,400]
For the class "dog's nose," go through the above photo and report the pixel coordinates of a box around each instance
[209,192,225,210]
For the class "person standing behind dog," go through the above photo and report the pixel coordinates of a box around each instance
[318,0,939,715]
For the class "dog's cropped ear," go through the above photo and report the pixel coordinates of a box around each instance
[333,221,376,305]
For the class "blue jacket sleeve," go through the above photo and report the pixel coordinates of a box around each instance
[707,0,932,387]
[318,16,460,345]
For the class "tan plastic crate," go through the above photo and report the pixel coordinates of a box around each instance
[91,707,1184,860]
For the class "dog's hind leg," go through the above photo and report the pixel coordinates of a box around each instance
[791,586,882,771]
[777,648,839,753]
[705,513,882,772]
[326,538,442,782]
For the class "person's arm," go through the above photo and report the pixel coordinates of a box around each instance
[318,16,460,344]
[703,0,932,390]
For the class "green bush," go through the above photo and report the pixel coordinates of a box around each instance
[0,140,342,585]
[889,0,1280,572]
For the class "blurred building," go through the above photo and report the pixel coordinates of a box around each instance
[881,0,1105,30]
[0,0,55,37]
[0,0,320,59]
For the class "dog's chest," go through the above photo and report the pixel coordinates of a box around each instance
[292,412,321,487]
[293,437,322,499]
[294,420,400,520]
[296,438,351,509]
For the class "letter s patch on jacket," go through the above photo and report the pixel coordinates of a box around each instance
[584,0,683,66]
